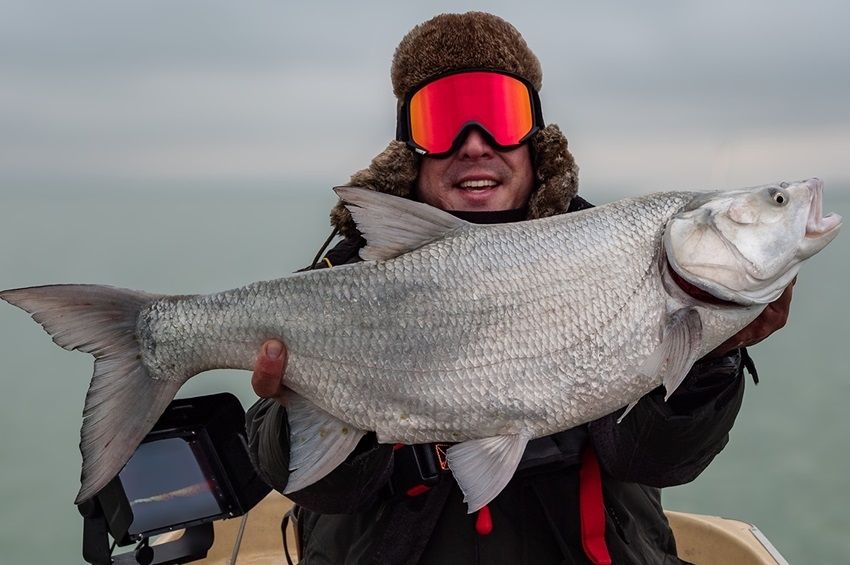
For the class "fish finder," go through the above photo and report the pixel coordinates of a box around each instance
[78,392,271,565]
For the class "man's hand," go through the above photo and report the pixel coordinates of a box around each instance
[252,339,288,403]
[706,278,796,358]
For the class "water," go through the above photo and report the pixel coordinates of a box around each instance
[0,185,847,564]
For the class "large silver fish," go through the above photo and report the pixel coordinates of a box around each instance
[0,178,840,512]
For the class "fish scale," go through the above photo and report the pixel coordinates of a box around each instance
[0,179,839,511]
[141,192,692,444]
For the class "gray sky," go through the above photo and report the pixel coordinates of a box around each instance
[2,0,849,196]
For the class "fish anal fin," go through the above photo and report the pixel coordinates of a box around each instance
[638,307,703,400]
[446,433,531,513]
[283,393,365,493]
[333,186,468,261]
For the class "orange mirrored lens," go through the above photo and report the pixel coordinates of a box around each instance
[408,72,534,154]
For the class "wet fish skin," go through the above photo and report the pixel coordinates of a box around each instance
[0,178,840,511]
[142,191,697,440]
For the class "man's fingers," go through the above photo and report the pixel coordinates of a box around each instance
[735,281,796,347]
[761,281,794,330]
[702,279,797,358]
[251,340,288,398]
[773,279,795,310]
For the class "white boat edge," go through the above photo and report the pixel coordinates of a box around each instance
[150,492,790,564]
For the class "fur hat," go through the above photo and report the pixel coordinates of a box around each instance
[331,12,579,236]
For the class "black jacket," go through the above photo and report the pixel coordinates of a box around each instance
[246,205,750,564]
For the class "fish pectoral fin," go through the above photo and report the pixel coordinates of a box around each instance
[282,392,365,494]
[333,186,469,261]
[446,433,531,514]
[616,400,640,424]
[639,307,703,400]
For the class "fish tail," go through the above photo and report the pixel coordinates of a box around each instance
[0,284,183,504]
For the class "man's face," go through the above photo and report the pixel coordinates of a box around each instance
[415,129,534,212]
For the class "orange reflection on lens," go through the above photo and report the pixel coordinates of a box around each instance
[408,72,535,155]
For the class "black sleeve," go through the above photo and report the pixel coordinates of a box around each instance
[246,398,394,513]
[588,349,748,487]
[245,398,291,491]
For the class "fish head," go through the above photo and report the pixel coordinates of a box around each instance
[664,178,841,305]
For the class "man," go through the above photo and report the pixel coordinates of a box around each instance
[247,12,793,564]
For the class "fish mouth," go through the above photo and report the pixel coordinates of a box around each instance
[805,178,842,239]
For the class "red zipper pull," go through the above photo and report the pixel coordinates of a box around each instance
[475,504,493,536]
[405,484,431,497]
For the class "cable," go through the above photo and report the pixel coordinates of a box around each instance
[229,512,250,565]
[282,510,296,565]
[307,227,339,270]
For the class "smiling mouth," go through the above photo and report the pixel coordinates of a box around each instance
[458,179,499,190]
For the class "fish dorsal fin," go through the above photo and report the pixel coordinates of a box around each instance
[446,433,531,513]
[283,392,366,493]
[638,307,703,400]
[333,186,468,261]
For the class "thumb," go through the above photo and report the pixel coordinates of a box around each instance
[251,340,288,398]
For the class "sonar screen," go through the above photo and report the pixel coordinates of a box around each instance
[120,432,228,537]
[83,392,271,562]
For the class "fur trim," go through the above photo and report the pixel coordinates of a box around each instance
[331,141,420,238]
[391,12,542,99]
[330,125,578,236]
[528,124,579,219]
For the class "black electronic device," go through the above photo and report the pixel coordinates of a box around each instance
[79,392,271,565]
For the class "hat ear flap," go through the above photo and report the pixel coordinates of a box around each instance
[331,141,420,237]
[527,124,579,220]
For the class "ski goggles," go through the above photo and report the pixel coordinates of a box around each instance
[396,70,544,158]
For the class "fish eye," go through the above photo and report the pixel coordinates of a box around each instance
[768,187,789,206]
